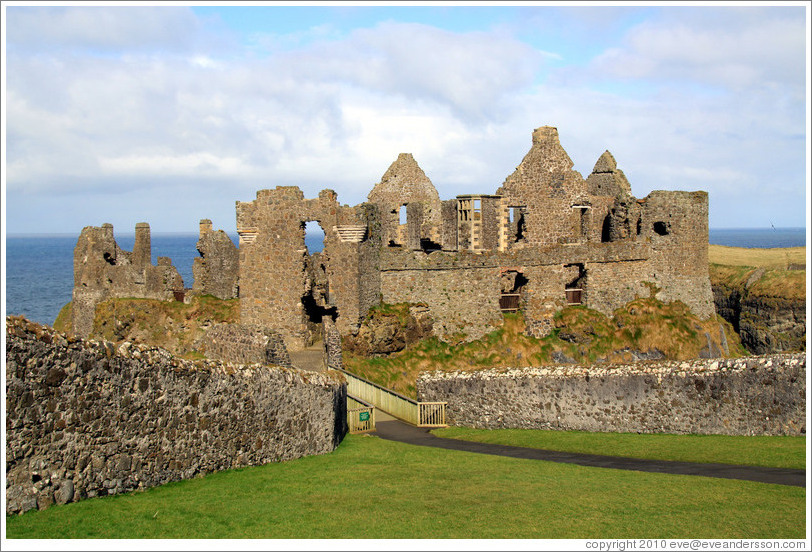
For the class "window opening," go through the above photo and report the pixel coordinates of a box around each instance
[564,263,586,305]
[653,221,670,236]
[580,207,589,241]
[499,270,528,312]
[513,208,527,243]
[304,221,325,254]
[420,238,442,253]
[636,217,642,235]
[601,213,612,243]
[399,205,407,225]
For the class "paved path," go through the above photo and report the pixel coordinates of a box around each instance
[373,419,805,488]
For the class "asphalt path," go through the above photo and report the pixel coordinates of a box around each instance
[373,419,806,488]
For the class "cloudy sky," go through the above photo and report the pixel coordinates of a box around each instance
[3,2,809,235]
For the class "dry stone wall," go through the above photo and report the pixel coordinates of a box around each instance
[5,316,347,516]
[417,354,805,436]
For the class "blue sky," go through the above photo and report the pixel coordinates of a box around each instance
[3,2,809,235]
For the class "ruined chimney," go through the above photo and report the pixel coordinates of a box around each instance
[532,126,560,145]
[133,222,151,268]
[199,219,213,237]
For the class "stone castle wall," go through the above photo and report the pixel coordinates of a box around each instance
[201,323,291,368]
[381,265,503,341]
[641,190,715,319]
[417,354,806,435]
[5,317,347,516]
[192,219,239,300]
[68,125,717,355]
[236,187,374,350]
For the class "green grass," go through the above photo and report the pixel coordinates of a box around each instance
[431,427,806,470]
[5,435,805,539]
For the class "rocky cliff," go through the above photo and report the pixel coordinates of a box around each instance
[710,263,805,354]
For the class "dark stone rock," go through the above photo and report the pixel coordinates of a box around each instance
[56,480,75,505]
[45,367,67,386]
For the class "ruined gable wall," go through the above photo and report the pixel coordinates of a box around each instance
[417,354,806,436]
[496,127,589,247]
[5,317,347,515]
[368,153,442,248]
[71,223,184,338]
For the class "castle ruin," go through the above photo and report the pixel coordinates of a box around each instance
[71,126,716,354]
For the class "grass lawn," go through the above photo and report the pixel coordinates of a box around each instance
[5,434,805,539]
[431,428,806,470]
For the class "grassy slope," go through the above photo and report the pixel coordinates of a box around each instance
[708,245,806,300]
[5,434,805,539]
[54,295,239,359]
[345,298,744,399]
[432,428,806,469]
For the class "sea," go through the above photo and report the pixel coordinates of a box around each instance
[4,227,806,328]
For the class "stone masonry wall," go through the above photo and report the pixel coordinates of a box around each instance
[6,316,347,515]
[237,187,369,349]
[192,219,239,300]
[201,323,291,368]
[496,126,589,246]
[367,153,442,249]
[417,354,806,436]
[380,266,503,341]
[641,190,715,319]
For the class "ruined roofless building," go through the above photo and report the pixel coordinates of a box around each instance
[71,222,184,337]
[235,126,715,350]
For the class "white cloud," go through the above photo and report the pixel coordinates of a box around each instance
[6,6,201,53]
[284,22,547,120]
[3,6,807,233]
[591,7,806,92]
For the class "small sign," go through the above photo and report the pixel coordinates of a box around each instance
[359,411,370,422]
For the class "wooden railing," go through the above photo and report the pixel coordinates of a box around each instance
[332,367,446,427]
[347,395,376,433]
